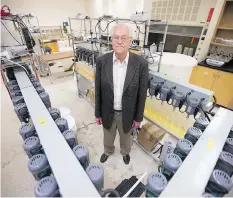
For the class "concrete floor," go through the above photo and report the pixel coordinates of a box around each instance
[1,68,161,197]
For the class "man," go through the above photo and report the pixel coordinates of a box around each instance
[95,24,148,165]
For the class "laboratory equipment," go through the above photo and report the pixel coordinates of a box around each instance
[145,172,168,197]
[73,145,90,170]
[39,92,51,109]
[49,108,61,120]
[23,136,43,158]
[184,127,202,145]
[160,153,182,180]
[28,154,52,180]
[55,118,69,133]
[193,117,209,132]
[14,103,29,122]
[19,123,36,140]
[12,95,24,105]
[215,151,233,177]
[62,130,78,149]
[35,176,60,197]
[174,139,193,161]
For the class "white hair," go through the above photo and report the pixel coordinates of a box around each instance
[111,23,133,38]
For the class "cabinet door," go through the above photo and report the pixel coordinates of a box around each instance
[211,71,233,109]
[189,66,218,90]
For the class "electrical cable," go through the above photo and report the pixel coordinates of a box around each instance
[1,21,22,45]
[133,21,146,34]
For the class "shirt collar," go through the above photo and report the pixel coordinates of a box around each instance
[113,52,129,65]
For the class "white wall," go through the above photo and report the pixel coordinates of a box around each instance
[85,0,146,18]
[1,0,87,26]
[1,0,87,46]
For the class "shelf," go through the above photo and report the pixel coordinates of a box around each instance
[211,42,233,47]
[218,26,233,30]
[160,108,233,197]
[149,30,200,38]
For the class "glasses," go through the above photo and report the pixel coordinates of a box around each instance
[112,36,131,42]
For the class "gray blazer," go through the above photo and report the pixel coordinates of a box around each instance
[95,51,148,133]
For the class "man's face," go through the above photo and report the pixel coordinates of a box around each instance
[112,26,132,55]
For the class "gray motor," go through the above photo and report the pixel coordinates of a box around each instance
[145,172,168,197]
[206,169,233,197]
[35,176,60,197]
[12,95,24,105]
[86,164,104,192]
[162,153,182,180]
[223,138,233,155]
[215,151,233,177]
[19,123,36,140]
[184,127,202,145]
[49,108,61,120]
[36,87,45,94]
[14,103,29,122]
[202,193,215,197]
[23,136,43,158]
[160,86,170,102]
[7,80,18,86]
[185,97,200,116]
[193,117,209,132]
[39,92,51,109]
[171,91,184,110]
[174,139,193,160]
[55,118,68,133]
[63,130,78,149]
[33,81,41,88]
[73,145,89,170]
[10,89,22,97]
[28,154,52,181]
[8,84,20,91]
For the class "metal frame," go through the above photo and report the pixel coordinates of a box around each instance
[160,107,233,197]
[14,69,100,197]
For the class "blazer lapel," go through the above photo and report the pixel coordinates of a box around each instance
[106,52,114,91]
[123,52,136,93]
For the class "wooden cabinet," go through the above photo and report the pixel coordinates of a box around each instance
[189,65,233,110]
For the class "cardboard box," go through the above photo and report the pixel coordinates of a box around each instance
[138,122,166,151]
[89,88,95,105]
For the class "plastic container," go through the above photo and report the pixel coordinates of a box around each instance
[19,123,36,140]
[28,154,52,181]
[176,44,183,54]
[24,136,43,158]
[35,176,60,197]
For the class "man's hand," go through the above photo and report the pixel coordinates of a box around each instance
[132,120,141,128]
[96,117,102,125]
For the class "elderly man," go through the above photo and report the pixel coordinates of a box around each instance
[95,24,148,164]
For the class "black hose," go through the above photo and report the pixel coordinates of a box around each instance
[100,189,120,197]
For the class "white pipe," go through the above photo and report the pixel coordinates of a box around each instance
[122,172,147,198]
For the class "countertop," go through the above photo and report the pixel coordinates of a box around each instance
[198,59,233,73]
